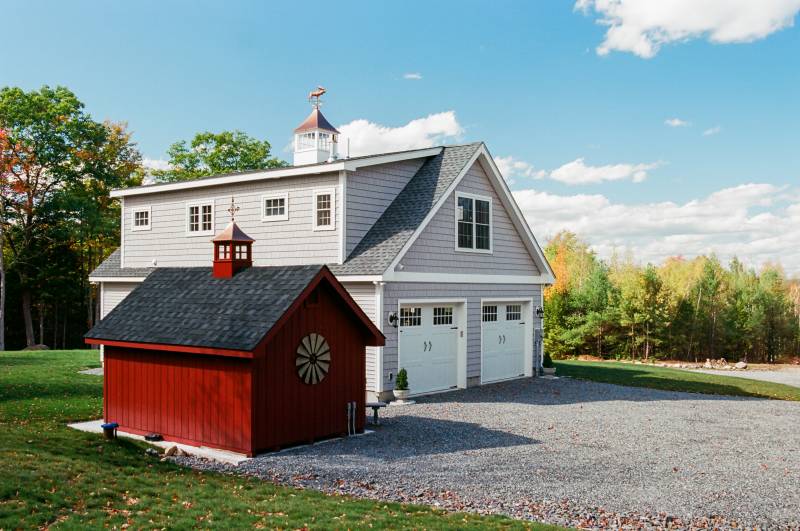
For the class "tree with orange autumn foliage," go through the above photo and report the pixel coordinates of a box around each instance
[0,86,141,347]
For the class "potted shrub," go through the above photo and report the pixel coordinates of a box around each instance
[394,368,410,401]
[542,353,556,376]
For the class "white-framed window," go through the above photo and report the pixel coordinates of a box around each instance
[312,188,335,231]
[132,206,151,231]
[433,306,453,326]
[399,307,422,327]
[455,192,492,253]
[186,200,214,236]
[482,305,498,322]
[506,304,522,321]
[219,243,230,259]
[296,132,316,151]
[262,192,288,221]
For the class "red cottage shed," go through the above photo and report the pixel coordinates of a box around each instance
[85,224,384,456]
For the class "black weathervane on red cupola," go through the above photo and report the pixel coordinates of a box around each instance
[212,197,255,279]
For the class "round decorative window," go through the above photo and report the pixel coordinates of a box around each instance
[296,333,330,385]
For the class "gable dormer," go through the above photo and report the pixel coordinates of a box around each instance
[293,87,339,165]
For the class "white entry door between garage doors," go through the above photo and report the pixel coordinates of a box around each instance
[398,304,460,394]
[481,302,526,383]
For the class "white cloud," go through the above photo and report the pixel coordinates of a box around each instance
[703,125,722,136]
[665,118,690,127]
[338,111,463,157]
[495,156,546,182]
[403,72,423,80]
[142,158,171,171]
[513,182,800,274]
[548,157,661,185]
[576,0,800,58]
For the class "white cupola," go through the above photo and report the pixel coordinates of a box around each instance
[293,86,339,166]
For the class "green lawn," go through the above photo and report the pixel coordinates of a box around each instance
[0,350,559,530]
[555,360,800,401]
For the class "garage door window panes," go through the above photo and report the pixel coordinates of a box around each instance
[433,307,453,325]
[482,305,498,322]
[400,307,422,326]
[506,304,522,321]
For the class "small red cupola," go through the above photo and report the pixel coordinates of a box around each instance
[212,198,255,279]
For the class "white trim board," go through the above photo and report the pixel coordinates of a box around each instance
[89,277,148,283]
[384,271,550,284]
[110,147,443,198]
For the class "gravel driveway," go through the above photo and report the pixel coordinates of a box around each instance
[691,368,800,388]
[179,378,800,529]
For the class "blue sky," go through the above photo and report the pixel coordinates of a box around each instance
[5,1,800,272]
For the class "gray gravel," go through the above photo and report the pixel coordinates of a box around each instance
[691,368,800,389]
[177,377,800,529]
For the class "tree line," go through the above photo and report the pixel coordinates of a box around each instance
[543,232,800,363]
[3,85,799,360]
[0,85,283,350]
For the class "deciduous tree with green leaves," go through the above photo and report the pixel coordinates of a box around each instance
[152,130,286,182]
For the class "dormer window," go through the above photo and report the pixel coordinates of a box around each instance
[187,200,214,236]
[132,207,151,231]
[313,188,335,231]
[262,193,289,221]
[456,192,492,253]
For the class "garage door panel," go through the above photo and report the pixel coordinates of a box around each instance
[399,304,459,394]
[482,303,526,383]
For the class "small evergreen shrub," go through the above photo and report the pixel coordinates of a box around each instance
[543,352,554,369]
[395,368,409,390]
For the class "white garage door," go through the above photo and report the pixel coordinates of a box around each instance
[398,304,459,394]
[481,303,526,383]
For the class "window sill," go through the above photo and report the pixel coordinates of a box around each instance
[131,226,152,232]
[262,216,289,222]
[455,247,493,255]
[186,231,215,237]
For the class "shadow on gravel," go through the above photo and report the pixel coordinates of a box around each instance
[269,416,540,459]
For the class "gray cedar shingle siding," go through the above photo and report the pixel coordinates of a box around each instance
[340,282,378,389]
[85,265,324,351]
[397,159,541,275]
[331,143,481,276]
[345,158,426,258]
[122,172,341,268]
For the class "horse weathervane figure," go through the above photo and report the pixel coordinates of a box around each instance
[227,196,240,222]
[308,86,326,108]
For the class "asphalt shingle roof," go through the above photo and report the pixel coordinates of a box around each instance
[85,265,324,351]
[89,249,154,279]
[330,143,481,275]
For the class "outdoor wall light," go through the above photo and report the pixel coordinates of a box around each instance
[535,306,544,319]
[387,311,398,328]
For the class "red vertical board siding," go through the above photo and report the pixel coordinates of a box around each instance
[252,283,368,453]
[103,347,253,454]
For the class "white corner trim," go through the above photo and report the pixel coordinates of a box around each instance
[185,198,215,237]
[373,280,385,393]
[131,206,152,231]
[385,146,484,274]
[109,147,444,198]
[384,271,552,284]
[260,192,289,222]
[312,187,336,232]
[454,190,493,254]
[338,171,347,263]
[477,149,555,280]
[120,197,125,268]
